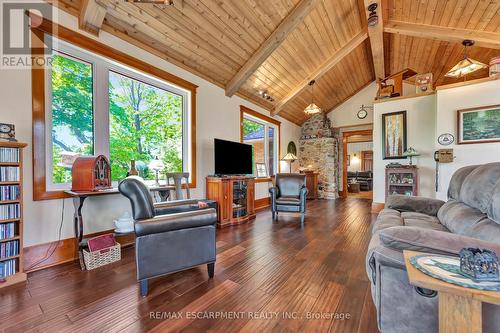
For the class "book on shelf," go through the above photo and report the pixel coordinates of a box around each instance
[0,239,19,258]
[0,259,17,278]
[0,148,19,163]
[0,203,20,220]
[0,166,19,182]
[0,185,20,201]
[0,223,15,240]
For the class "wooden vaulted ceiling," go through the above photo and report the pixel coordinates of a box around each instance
[51,0,500,126]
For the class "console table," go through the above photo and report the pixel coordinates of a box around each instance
[206,176,255,227]
[65,184,174,269]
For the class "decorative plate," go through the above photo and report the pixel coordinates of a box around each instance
[410,254,500,291]
[437,133,454,145]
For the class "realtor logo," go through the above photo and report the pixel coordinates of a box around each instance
[1,0,54,69]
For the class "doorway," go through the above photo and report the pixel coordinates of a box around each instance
[341,130,373,199]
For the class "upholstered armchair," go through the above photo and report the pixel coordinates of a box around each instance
[118,177,218,296]
[269,173,308,224]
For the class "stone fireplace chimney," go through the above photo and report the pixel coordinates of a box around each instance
[299,113,339,199]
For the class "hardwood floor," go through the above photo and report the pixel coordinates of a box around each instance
[0,198,379,333]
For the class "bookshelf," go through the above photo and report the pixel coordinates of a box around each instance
[0,141,27,288]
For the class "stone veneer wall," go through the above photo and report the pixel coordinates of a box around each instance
[299,114,339,199]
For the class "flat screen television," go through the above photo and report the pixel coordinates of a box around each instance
[214,138,253,176]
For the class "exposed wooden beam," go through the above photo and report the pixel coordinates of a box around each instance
[272,31,368,116]
[384,20,500,50]
[363,0,385,80]
[79,0,107,36]
[225,0,320,97]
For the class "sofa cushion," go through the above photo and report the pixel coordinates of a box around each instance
[379,226,500,255]
[460,162,500,215]
[401,212,449,232]
[488,181,500,224]
[438,200,500,242]
[275,196,301,205]
[386,194,445,216]
[372,209,403,234]
[447,165,479,201]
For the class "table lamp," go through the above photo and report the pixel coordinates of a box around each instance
[282,152,297,173]
[148,156,165,186]
[402,147,420,165]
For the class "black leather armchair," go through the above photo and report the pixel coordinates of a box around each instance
[269,174,308,225]
[118,177,218,296]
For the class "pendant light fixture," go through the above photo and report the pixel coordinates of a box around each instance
[304,80,322,115]
[445,40,487,78]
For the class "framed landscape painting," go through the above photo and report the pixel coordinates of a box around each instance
[458,105,500,144]
[382,111,407,159]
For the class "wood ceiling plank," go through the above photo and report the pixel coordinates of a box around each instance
[448,0,473,28]
[423,0,439,25]
[483,5,500,32]
[363,0,385,80]
[79,0,107,36]
[466,0,494,30]
[272,31,368,116]
[323,0,350,45]
[135,4,243,70]
[225,0,321,97]
[385,20,500,49]
[101,17,228,87]
[156,4,250,64]
[106,3,238,77]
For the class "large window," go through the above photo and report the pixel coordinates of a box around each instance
[240,106,280,178]
[42,36,193,192]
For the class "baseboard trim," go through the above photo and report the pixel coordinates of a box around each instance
[371,202,384,213]
[24,229,135,273]
[26,201,273,273]
[255,197,270,212]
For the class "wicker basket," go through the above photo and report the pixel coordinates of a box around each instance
[82,242,121,270]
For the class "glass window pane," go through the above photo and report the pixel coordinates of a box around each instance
[108,71,183,181]
[51,53,94,184]
[242,118,265,176]
[268,127,275,176]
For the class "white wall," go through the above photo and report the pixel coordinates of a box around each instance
[328,82,376,127]
[0,9,300,247]
[435,79,500,200]
[373,94,437,203]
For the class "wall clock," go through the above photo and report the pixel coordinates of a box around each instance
[0,123,16,141]
[438,133,454,146]
[357,109,368,119]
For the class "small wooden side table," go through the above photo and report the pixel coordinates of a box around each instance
[404,250,500,333]
[348,182,360,193]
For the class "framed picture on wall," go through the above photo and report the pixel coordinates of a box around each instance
[457,105,500,144]
[255,163,268,177]
[382,111,407,159]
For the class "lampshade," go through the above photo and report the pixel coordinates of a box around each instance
[148,156,165,171]
[445,58,487,78]
[445,40,487,78]
[282,152,297,161]
[304,80,322,115]
[402,147,420,157]
[304,103,322,115]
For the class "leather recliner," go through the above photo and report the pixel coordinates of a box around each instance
[118,177,218,296]
[269,173,308,225]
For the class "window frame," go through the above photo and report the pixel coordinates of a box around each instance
[31,20,198,200]
[239,106,281,182]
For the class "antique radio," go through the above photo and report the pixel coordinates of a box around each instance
[71,155,112,192]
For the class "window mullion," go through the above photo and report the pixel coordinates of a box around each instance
[93,61,109,158]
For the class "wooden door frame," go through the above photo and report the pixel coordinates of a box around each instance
[341,130,373,198]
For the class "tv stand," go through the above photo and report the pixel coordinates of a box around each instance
[206,176,255,227]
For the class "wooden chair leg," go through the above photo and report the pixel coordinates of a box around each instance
[140,279,148,297]
[207,263,215,278]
